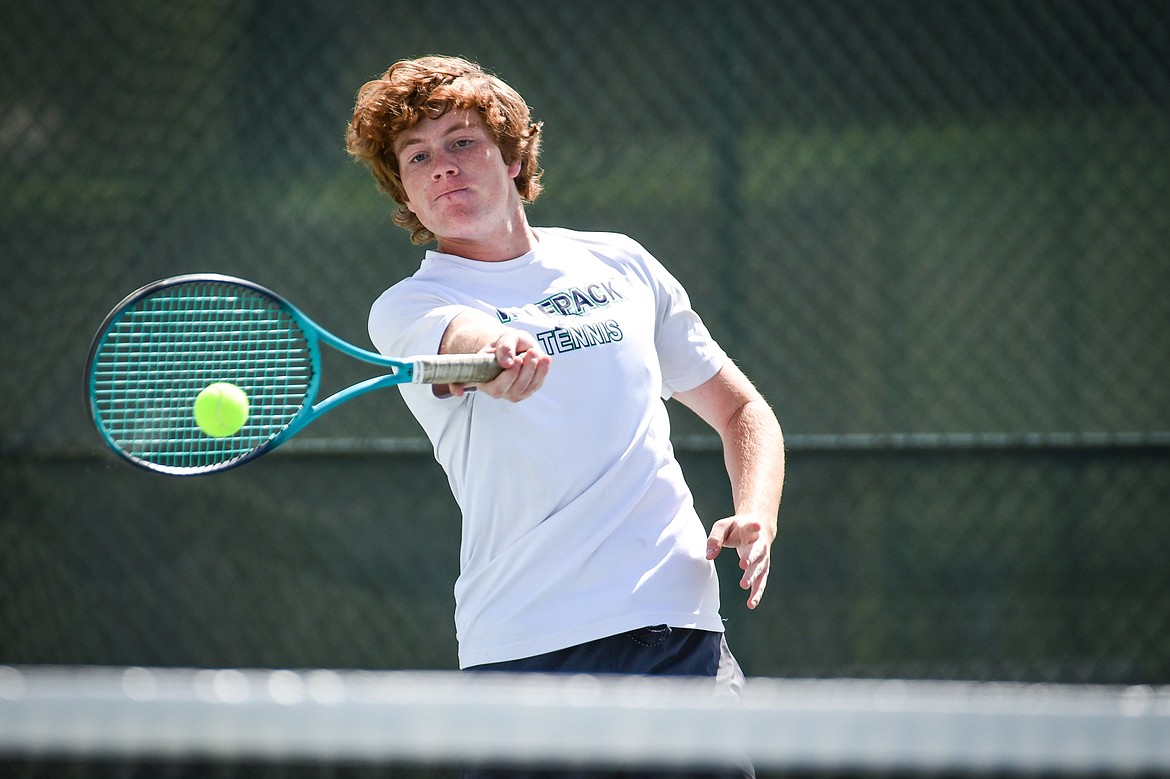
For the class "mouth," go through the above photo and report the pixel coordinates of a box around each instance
[434,187,468,202]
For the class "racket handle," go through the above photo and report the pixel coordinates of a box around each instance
[411,353,504,385]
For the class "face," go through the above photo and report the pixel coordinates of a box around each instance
[394,109,526,259]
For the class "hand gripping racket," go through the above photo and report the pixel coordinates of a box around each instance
[86,274,501,476]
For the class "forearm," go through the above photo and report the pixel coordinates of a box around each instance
[675,362,785,534]
[721,398,785,537]
[439,310,509,355]
[681,365,783,609]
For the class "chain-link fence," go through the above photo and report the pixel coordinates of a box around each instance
[3,0,1168,683]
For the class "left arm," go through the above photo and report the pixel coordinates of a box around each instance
[674,361,784,609]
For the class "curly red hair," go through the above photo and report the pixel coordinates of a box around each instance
[346,55,544,245]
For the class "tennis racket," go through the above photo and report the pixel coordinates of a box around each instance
[86,273,501,476]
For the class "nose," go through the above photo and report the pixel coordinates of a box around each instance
[431,151,458,180]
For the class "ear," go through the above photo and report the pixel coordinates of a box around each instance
[507,158,522,179]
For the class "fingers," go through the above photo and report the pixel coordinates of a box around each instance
[463,332,550,402]
[744,560,769,609]
[705,519,731,560]
[707,517,762,558]
[708,516,772,608]
[739,540,770,609]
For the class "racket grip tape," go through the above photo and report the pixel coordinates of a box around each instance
[411,354,503,385]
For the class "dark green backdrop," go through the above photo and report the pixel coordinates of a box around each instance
[3,0,1169,684]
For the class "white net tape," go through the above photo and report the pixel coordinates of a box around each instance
[2,666,1168,774]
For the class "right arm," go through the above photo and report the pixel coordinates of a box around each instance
[437,309,551,401]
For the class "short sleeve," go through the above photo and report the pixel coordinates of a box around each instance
[644,253,727,398]
[368,281,464,359]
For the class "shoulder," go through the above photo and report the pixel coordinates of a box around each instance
[368,272,464,332]
[537,227,648,258]
[370,275,429,313]
[536,228,663,283]
[371,258,461,308]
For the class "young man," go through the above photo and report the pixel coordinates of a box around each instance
[347,56,783,777]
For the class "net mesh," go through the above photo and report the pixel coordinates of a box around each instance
[88,279,315,473]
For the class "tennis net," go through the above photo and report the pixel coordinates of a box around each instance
[2,665,1168,777]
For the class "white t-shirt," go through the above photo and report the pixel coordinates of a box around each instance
[368,227,728,668]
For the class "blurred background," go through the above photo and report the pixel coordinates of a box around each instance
[2,0,1168,684]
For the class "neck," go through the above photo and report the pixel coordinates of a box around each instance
[437,212,538,263]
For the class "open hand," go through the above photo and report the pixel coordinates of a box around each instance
[706,515,773,609]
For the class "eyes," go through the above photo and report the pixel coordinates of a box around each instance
[404,138,476,166]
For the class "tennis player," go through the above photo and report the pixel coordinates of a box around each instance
[348,55,783,778]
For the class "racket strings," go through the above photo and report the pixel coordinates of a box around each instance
[90,281,314,473]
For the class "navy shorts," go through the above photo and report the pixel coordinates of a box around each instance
[462,626,755,779]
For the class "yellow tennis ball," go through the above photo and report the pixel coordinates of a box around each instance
[193,382,250,438]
